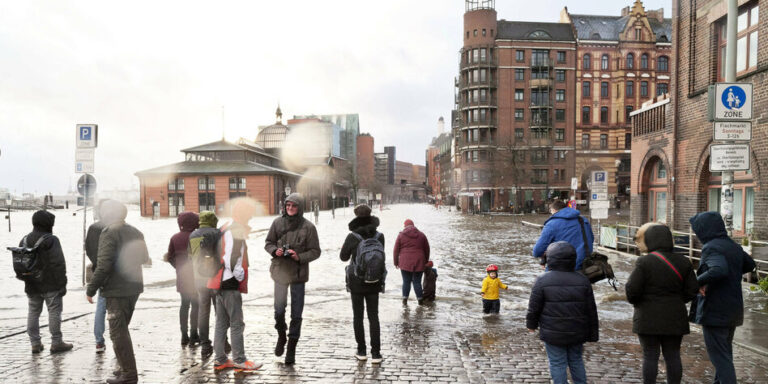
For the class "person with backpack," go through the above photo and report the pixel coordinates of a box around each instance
[340,204,386,363]
[86,200,149,384]
[164,211,200,347]
[532,200,593,271]
[393,219,430,305]
[12,210,72,354]
[626,223,698,384]
[188,210,223,358]
[264,193,321,365]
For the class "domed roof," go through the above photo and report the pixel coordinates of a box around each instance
[255,104,290,149]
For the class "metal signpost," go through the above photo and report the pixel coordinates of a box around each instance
[589,171,609,221]
[76,124,98,286]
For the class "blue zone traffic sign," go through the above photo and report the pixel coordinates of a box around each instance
[721,86,747,111]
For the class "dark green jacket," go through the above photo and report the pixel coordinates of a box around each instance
[86,221,149,297]
[265,216,321,284]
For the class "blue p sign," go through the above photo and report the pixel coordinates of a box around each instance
[80,126,91,140]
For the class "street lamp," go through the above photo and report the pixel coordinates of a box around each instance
[331,191,336,219]
[6,198,11,232]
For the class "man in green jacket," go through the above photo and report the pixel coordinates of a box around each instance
[86,200,149,384]
[188,210,220,358]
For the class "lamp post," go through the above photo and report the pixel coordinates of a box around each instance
[5,198,11,232]
[331,191,336,219]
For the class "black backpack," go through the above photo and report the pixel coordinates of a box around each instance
[8,234,51,283]
[576,217,617,290]
[349,232,386,284]
[197,229,223,278]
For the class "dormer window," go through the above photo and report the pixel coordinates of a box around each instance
[528,30,552,39]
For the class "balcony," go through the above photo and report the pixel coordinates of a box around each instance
[460,97,498,109]
[531,57,553,68]
[529,117,552,128]
[459,77,498,90]
[529,99,553,108]
[527,137,554,147]
[460,57,498,70]
[530,78,553,89]
[458,138,495,148]
[461,118,497,128]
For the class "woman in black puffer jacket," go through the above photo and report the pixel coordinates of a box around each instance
[626,223,698,384]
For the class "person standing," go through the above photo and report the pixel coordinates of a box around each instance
[393,219,430,305]
[626,223,698,384]
[85,200,110,354]
[339,204,385,363]
[313,200,320,225]
[18,210,72,354]
[165,211,200,346]
[532,200,593,271]
[265,193,321,365]
[86,200,149,384]
[188,210,222,358]
[690,212,756,384]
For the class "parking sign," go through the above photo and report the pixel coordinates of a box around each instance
[77,124,98,148]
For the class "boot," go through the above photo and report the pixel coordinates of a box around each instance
[50,342,73,354]
[189,332,200,347]
[284,338,298,365]
[181,333,190,346]
[274,330,287,356]
[106,373,137,384]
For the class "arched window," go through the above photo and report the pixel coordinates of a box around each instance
[657,56,669,72]
[626,53,634,69]
[583,54,591,69]
[641,54,649,69]
[601,54,609,70]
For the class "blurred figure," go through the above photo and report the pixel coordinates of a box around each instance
[393,219,430,305]
[86,200,149,384]
[188,211,222,358]
[165,211,200,347]
[85,199,112,354]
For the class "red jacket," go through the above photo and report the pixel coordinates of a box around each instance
[207,223,249,293]
[394,226,430,272]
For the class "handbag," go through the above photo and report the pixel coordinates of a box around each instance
[688,295,699,323]
[577,216,617,290]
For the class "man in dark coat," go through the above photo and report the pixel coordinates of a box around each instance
[21,210,73,354]
[86,200,149,384]
[393,219,430,305]
[527,241,598,384]
[626,223,698,384]
[264,193,321,365]
[340,204,385,363]
[533,200,593,271]
[690,212,756,384]
[85,199,112,353]
[165,211,200,346]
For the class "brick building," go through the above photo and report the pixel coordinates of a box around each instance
[630,0,765,238]
[426,116,453,203]
[356,134,375,190]
[562,1,671,204]
[455,0,577,213]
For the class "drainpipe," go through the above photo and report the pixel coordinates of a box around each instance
[670,0,680,227]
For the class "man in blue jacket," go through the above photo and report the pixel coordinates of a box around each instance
[690,212,755,384]
[533,200,593,271]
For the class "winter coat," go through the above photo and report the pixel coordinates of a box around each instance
[167,212,199,296]
[20,211,67,295]
[422,267,438,301]
[690,212,756,327]
[207,221,249,293]
[188,211,220,285]
[86,202,150,298]
[481,276,507,300]
[85,221,106,271]
[340,216,386,294]
[264,193,321,284]
[527,241,599,346]
[393,225,430,272]
[625,223,698,335]
[532,208,594,270]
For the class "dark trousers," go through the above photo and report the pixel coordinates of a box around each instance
[703,326,737,384]
[196,282,216,347]
[274,281,305,339]
[482,299,500,314]
[180,293,199,338]
[351,292,380,355]
[638,334,683,384]
[106,295,140,377]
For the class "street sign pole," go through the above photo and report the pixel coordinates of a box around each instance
[82,177,88,287]
[722,0,738,236]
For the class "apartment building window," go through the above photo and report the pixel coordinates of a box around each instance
[168,178,185,217]
[229,177,246,198]
[516,50,525,62]
[601,82,609,98]
[557,51,566,63]
[635,28,642,40]
[473,150,478,162]
[198,176,216,212]
[582,107,591,123]
[532,50,549,66]
[641,53,649,69]
[625,133,632,149]
[626,81,634,97]
[479,109,487,122]
[472,69,479,83]
[657,56,669,72]
[532,170,548,184]
[583,54,591,69]
[473,29,478,37]
[532,69,548,79]
[582,134,590,148]
[482,29,487,37]
[531,150,548,163]
[168,178,184,192]
[479,69,487,81]
[600,134,608,148]
[555,150,566,161]
[600,107,609,124]
[626,53,634,69]
[480,48,487,61]
[640,81,649,97]
[515,89,524,101]
[556,70,566,82]
[601,54,609,70]
[515,69,525,81]
[582,81,591,97]
[625,106,634,121]
[556,128,565,141]
[657,83,669,96]
[515,109,524,121]
[718,3,759,77]
[554,169,560,180]
[555,109,565,122]
[516,151,526,162]
[515,128,524,139]
[480,89,487,102]
[472,170,479,182]
[556,89,565,102]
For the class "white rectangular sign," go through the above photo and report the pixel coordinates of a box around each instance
[590,186,608,194]
[713,83,753,120]
[571,177,578,190]
[714,121,751,141]
[75,148,95,161]
[576,200,587,205]
[591,193,608,201]
[710,144,750,171]
[591,207,609,219]
[590,200,610,209]
[75,160,95,174]
[76,124,98,148]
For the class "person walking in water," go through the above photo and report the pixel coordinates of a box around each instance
[393,219,430,305]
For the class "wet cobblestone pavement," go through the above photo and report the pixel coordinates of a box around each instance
[1,204,767,383]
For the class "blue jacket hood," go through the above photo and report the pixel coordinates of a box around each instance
[545,241,577,271]
[689,211,728,243]
[545,207,581,223]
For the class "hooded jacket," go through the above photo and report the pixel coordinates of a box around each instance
[20,210,67,295]
[393,225,430,272]
[167,211,199,296]
[527,241,599,346]
[532,207,594,270]
[625,223,698,335]
[188,211,220,284]
[689,212,756,327]
[340,215,386,294]
[86,201,150,298]
[265,193,321,284]
[85,200,122,272]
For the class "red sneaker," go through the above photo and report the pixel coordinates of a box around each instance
[214,359,234,371]
[233,360,263,372]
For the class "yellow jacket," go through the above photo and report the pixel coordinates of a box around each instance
[481,276,507,300]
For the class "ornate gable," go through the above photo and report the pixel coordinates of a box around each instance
[621,0,654,42]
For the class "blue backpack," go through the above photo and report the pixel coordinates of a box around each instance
[349,232,386,284]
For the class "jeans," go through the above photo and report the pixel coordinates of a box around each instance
[214,289,246,364]
[703,326,737,384]
[400,270,423,299]
[351,292,380,355]
[27,289,65,346]
[94,293,107,344]
[197,283,216,347]
[482,299,500,314]
[107,295,140,377]
[274,281,305,340]
[180,293,199,338]
[544,342,587,384]
[638,334,683,384]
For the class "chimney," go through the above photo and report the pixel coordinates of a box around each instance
[647,8,664,22]
[437,116,445,135]
[621,6,631,17]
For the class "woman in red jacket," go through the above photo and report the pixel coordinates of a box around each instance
[393,219,430,305]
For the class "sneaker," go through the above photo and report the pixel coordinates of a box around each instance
[31,344,44,354]
[417,298,424,306]
[50,342,73,354]
[233,360,262,372]
[189,334,201,347]
[214,359,234,372]
[355,351,367,361]
[96,343,106,354]
[402,298,408,306]
[371,352,383,364]
[201,345,213,359]
[181,334,190,346]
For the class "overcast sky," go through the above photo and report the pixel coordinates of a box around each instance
[0,0,670,195]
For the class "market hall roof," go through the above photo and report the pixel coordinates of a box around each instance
[134,160,302,178]
[496,21,575,41]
